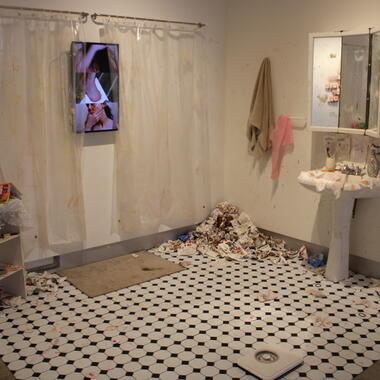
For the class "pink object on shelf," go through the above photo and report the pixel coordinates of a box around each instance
[271,115,294,179]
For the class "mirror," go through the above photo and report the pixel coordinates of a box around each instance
[311,36,341,128]
[309,32,372,134]
[339,34,369,130]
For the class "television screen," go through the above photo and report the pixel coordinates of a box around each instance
[72,42,119,133]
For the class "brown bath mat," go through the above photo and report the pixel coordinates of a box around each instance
[0,358,16,380]
[57,251,185,297]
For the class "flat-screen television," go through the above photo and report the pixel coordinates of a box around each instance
[71,42,119,133]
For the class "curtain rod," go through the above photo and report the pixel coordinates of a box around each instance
[91,13,205,28]
[0,5,88,21]
[0,5,205,28]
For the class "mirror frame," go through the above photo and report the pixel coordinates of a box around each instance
[367,28,380,137]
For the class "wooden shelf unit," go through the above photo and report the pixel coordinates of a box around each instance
[0,234,26,298]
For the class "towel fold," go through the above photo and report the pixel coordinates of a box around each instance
[246,57,274,153]
[271,115,294,179]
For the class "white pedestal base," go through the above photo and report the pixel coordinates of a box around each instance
[325,194,355,282]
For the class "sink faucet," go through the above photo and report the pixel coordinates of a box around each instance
[338,164,364,176]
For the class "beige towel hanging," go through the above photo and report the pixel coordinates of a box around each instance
[246,57,274,153]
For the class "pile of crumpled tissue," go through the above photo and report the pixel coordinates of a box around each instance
[26,271,66,296]
[153,201,306,264]
[0,290,24,308]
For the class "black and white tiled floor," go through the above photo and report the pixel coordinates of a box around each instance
[0,249,380,380]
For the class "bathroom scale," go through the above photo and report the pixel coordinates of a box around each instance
[237,344,303,380]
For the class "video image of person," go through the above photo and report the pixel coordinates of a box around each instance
[72,42,119,132]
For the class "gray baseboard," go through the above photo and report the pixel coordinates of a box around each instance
[349,255,380,279]
[259,228,329,255]
[27,225,380,279]
[260,228,380,279]
[27,225,195,272]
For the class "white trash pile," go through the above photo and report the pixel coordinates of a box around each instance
[0,290,24,309]
[26,271,66,296]
[0,272,66,309]
[153,201,306,263]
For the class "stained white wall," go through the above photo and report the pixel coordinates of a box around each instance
[224,0,380,263]
[0,0,227,259]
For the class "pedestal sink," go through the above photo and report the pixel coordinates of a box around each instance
[298,169,380,282]
[326,192,354,282]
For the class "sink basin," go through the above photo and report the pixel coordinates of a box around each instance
[346,174,362,184]
[343,175,380,198]
[298,169,380,281]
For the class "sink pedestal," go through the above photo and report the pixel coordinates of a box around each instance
[325,193,355,282]
[298,168,380,282]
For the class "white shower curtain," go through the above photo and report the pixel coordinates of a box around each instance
[102,24,210,239]
[0,17,86,261]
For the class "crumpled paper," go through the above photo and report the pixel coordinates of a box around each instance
[298,170,346,198]
[258,290,278,303]
[177,243,197,256]
[298,169,380,199]
[151,201,305,263]
[26,271,66,296]
[0,292,24,308]
[306,287,327,298]
[309,313,332,328]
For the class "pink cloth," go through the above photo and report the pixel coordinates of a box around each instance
[271,115,294,179]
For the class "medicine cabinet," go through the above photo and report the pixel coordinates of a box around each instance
[309,30,380,137]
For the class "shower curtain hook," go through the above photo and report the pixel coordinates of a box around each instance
[80,12,88,23]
